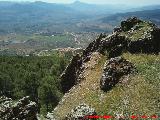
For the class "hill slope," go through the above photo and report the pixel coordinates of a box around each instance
[53,53,160,119]
[51,17,160,119]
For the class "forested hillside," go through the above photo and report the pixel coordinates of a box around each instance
[0,53,70,114]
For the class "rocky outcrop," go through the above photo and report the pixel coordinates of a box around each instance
[100,57,135,91]
[65,103,97,120]
[83,33,128,58]
[52,18,160,119]
[60,33,128,93]
[128,27,160,54]
[99,33,128,58]
[82,33,107,58]
[114,17,143,32]
[83,18,160,58]
[60,54,83,93]
[114,17,160,54]
[121,17,142,32]
[0,96,38,120]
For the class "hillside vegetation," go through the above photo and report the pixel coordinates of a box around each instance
[53,53,160,119]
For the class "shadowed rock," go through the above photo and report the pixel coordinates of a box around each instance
[121,17,142,32]
[61,54,83,93]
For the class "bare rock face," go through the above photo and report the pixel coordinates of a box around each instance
[83,33,107,58]
[100,57,135,91]
[127,26,160,54]
[0,96,38,120]
[99,33,128,58]
[83,33,128,58]
[65,103,97,120]
[121,17,142,32]
[114,17,142,33]
[61,54,83,93]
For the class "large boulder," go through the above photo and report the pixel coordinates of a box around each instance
[66,103,97,120]
[100,57,135,91]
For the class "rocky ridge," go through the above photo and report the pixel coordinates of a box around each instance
[61,17,160,94]
[55,17,160,119]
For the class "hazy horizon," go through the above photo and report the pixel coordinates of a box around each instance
[0,0,160,6]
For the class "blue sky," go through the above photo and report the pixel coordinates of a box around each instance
[0,0,160,6]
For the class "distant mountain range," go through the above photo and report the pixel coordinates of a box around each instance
[0,1,160,34]
[101,9,160,26]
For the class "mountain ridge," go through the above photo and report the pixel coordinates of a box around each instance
[101,9,160,26]
[0,1,160,34]
[51,17,160,119]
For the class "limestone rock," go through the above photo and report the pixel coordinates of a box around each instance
[100,57,135,91]
[65,103,97,120]
[0,96,38,120]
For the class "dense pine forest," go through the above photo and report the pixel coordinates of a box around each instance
[0,53,70,114]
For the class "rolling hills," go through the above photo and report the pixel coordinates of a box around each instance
[0,1,160,34]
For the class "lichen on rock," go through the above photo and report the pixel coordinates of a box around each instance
[0,96,38,120]
[100,57,135,91]
[65,103,97,120]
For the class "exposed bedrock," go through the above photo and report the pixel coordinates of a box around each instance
[100,57,135,91]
